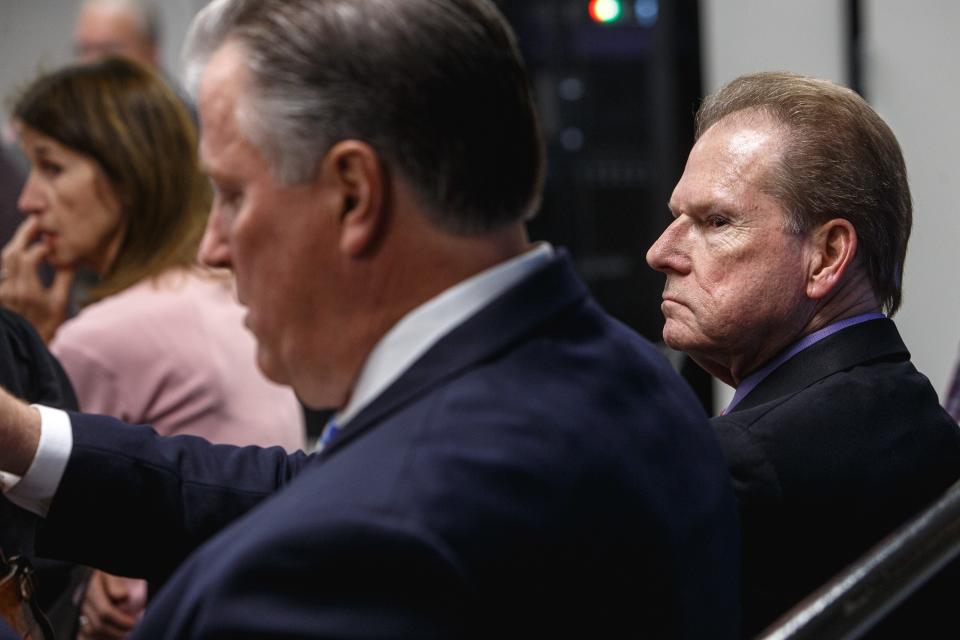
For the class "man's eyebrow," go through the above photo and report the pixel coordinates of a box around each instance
[706,203,739,217]
[671,195,737,219]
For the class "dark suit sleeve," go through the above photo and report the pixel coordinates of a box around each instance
[0,309,81,616]
[36,412,311,584]
[152,515,470,638]
[0,308,79,556]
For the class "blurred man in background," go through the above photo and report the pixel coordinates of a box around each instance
[73,0,159,68]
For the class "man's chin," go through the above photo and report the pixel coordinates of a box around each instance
[661,321,694,352]
[255,348,289,387]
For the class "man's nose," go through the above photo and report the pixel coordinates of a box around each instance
[645,217,689,274]
[197,207,232,269]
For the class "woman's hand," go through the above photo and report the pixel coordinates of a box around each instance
[0,217,75,343]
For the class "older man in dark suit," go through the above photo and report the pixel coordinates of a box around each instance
[647,71,960,638]
[0,1,740,637]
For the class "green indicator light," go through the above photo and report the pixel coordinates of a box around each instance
[589,0,623,24]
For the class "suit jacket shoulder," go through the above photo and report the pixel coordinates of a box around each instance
[716,319,959,505]
[713,318,960,636]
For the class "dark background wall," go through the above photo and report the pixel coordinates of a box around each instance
[496,0,712,409]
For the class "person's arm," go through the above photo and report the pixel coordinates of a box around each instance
[138,512,470,638]
[0,388,42,479]
[1,388,311,583]
[33,411,309,583]
[1,403,72,518]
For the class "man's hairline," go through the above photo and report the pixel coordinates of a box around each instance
[702,108,803,235]
[193,37,295,187]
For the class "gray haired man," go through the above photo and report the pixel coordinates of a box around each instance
[0,1,740,636]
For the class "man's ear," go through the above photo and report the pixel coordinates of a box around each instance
[319,140,386,258]
[806,218,858,300]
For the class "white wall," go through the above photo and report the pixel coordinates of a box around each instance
[700,0,958,411]
[0,1,74,129]
[0,0,206,126]
[864,0,960,403]
[700,0,846,92]
[156,0,208,83]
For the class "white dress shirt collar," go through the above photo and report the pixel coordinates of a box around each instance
[333,243,555,428]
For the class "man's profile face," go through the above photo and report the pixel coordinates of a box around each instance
[645,113,815,382]
[197,41,346,408]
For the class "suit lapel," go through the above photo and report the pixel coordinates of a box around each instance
[319,251,588,456]
[732,318,910,413]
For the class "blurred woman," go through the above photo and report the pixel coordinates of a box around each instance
[1,58,304,639]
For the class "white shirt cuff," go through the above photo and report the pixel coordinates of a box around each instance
[2,405,73,517]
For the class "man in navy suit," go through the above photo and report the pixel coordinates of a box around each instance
[647,71,960,637]
[0,0,740,637]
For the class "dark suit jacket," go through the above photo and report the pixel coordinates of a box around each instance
[714,318,960,637]
[0,308,77,415]
[0,307,78,558]
[0,309,79,629]
[36,253,740,638]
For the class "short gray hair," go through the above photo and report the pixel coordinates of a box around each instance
[184,0,545,235]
